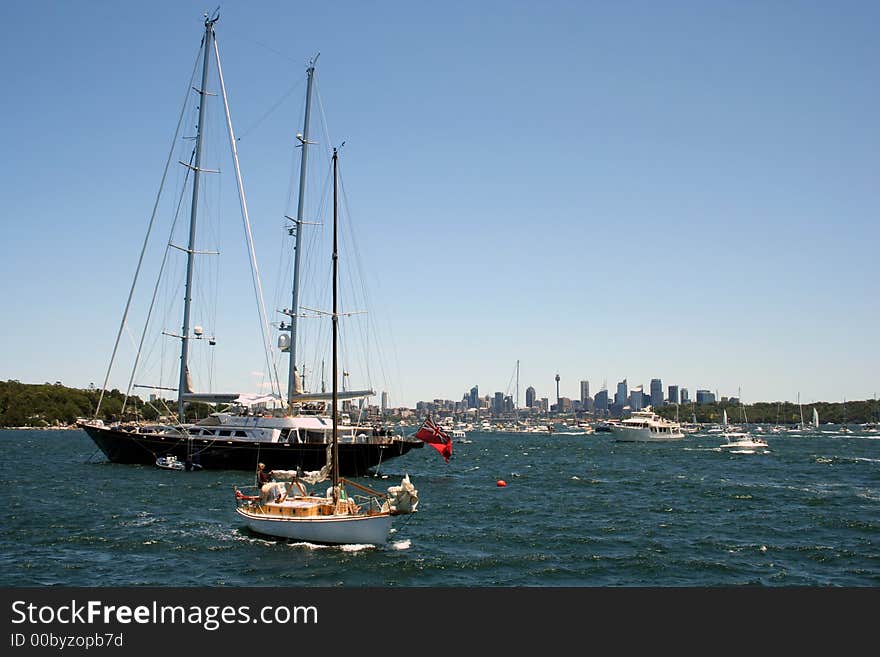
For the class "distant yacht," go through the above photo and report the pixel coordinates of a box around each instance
[611,408,684,442]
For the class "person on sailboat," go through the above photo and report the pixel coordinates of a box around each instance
[257,463,274,486]
[257,463,287,503]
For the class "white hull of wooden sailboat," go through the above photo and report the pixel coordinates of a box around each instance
[237,507,394,545]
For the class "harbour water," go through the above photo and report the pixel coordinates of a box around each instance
[1,428,877,586]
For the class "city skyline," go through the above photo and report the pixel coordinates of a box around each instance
[1,2,877,410]
[410,372,872,413]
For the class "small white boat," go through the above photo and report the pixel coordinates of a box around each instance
[155,455,185,470]
[719,432,769,451]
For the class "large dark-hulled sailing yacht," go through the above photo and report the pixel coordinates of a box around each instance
[78,14,421,475]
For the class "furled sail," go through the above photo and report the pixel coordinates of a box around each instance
[271,445,332,485]
[382,474,419,515]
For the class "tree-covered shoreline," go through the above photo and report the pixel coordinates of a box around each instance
[653,398,879,425]
[0,380,183,427]
[2,379,878,428]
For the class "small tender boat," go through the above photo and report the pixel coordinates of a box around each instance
[155,455,185,470]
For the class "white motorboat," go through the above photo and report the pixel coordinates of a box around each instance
[611,408,684,442]
[719,431,769,452]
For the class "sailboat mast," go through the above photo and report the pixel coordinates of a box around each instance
[515,360,520,409]
[331,147,340,498]
[287,61,317,404]
[515,359,520,422]
[177,16,216,421]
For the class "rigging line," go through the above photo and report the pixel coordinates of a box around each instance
[337,164,396,397]
[121,150,196,417]
[214,36,283,400]
[237,76,306,140]
[224,29,302,66]
[300,162,333,389]
[96,42,203,418]
[504,362,518,400]
[336,167,375,385]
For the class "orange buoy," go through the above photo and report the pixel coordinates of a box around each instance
[496,480,507,487]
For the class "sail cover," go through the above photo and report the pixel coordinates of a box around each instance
[180,392,283,406]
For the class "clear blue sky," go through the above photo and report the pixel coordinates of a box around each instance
[1,0,877,409]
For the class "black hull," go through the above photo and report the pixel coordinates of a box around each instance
[81,425,423,476]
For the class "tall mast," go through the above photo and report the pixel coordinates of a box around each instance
[515,359,519,421]
[177,15,216,421]
[331,147,340,500]
[287,59,317,404]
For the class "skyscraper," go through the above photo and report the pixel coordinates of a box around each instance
[615,379,628,406]
[650,379,663,407]
[525,386,536,408]
[630,386,645,410]
[696,389,715,404]
[594,389,609,413]
[667,385,679,405]
[680,388,689,404]
[579,380,590,404]
[381,391,389,414]
[469,385,479,409]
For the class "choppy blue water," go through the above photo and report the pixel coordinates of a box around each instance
[1,428,877,586]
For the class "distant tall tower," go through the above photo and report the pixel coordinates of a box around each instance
[555,373,561,406]
[525,386,536,408]
[381,391,389,415]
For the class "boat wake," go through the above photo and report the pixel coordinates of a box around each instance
[340,543,377,552]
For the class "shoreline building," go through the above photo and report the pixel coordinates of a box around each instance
[696,389,716,404]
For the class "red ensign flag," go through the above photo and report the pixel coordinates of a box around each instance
[414,416,452,463]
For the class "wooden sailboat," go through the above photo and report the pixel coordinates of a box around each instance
[234,148,418,545]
